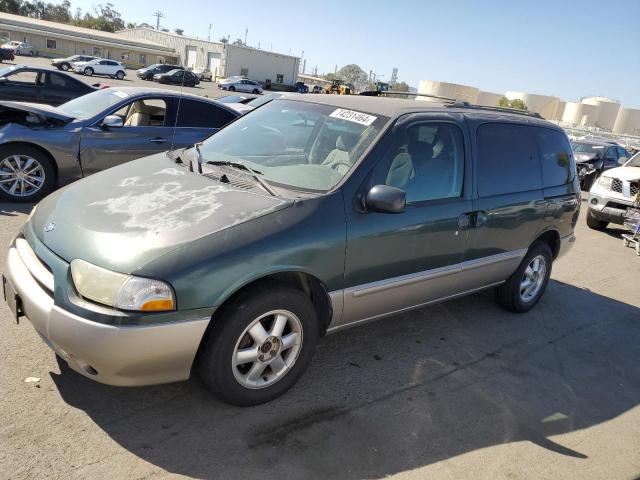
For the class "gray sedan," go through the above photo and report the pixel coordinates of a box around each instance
[0,87,240,201]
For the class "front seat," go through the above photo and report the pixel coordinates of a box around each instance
[322,135,355,175]
[124,101,151,127]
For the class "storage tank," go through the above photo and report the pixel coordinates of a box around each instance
[553,101,566,121]
[581,97,621,131]
[613,107,640,135]
[417,80,479,103]
[561,102,599,127]
[476,91,502,107]
[505,91,561,120]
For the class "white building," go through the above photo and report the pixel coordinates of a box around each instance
[580,97,621,131]
[613,107,640,136]
[505,91,561,120]
[116,28,300,85]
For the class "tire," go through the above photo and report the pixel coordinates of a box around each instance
[228,85,235,91]
[29,50,34,56]
[495,241,553,313]
[586,210,608,230]
[197,281,319,406]
[84,67,94,76]
[60,63,70,71]
[115,70,125,80]
[252,89,260,94]
[0,145,56,202]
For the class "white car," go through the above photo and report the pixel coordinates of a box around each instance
[1,41,35,56]
[587,152,640,230]
[220,78,263,94]
[190,67,213,81]
[73,58,126,79]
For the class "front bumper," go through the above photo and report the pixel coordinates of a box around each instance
[5,240,211,387]
[588,191,634,225]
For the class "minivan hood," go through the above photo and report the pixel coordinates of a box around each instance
[600,166,640,181]
[30,153,291,273]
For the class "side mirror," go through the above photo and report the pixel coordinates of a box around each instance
[365,185,406,213]
[101,115,123,129]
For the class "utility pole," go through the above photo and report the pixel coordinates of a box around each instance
[208,24,212,42]
[244,27,248,46]
[153,10,164,30]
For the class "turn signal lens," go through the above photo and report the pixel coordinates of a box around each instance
[140,299,175,311]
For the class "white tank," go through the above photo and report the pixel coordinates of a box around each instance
[505,91,561,120]
[561,102,600,127]
[476,91,502,107]
[581,97,621,131]
[613,107,640,135]
[554,101,566,121]
[417,80,479,103]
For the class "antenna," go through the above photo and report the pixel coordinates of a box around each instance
[153,10,164,30]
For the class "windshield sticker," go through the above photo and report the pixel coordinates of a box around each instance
[329,108,377,126]
[111,90,129,98]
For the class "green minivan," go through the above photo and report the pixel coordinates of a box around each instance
[3,95,579,405]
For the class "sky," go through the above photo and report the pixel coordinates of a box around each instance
[72,0,640,107]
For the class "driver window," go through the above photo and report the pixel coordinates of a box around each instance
[112,99,167,127]
[375,121,464,203]
[6,70,38,85]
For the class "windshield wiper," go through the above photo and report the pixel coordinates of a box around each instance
[203,159,276,196]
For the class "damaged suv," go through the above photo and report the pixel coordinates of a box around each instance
[4,95,579,405]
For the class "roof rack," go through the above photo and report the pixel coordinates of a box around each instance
[445,101,543,119]
[359,90,456,102]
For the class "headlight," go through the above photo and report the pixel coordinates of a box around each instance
[598,176,612,190]
[70,259,175,312]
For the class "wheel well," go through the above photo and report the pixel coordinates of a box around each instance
[0,142,58,182]
[534,230,560,259]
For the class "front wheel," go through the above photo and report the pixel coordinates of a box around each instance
[84,67,94,76]
[60,63,70,71]
[0,145,56,202]
[115,70,125,80]
[197,282,319,406]
[586,210,608,230]
[495,241,553,313]
[227,85,235,91]
[252,89,260,94]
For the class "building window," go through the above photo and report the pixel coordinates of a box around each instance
[139,54,146,65]
[240,67,249,77]
[121,51,129,61]
[276,73,284,83]
[46,38,57,50]
[93,46,103,57]
[0,31,9,42]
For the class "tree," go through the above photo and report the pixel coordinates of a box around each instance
[232,38,244,46]
[335,64,368,92]
[498,96,528,111]
[174,28,184,35]
[219,37,228,43]
[392,81,410,92]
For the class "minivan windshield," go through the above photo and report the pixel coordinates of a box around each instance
[58,89,129,119]
[198,99,389,191]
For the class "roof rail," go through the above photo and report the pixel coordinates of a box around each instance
[445,101,543,119]
[359,90,456,102]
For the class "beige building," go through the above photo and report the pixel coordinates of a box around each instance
[580,96,621,131]
[417,80,479,102]
[476,90,502,107]
[505,91,562,120]
[613,107,640,136]
[117,28,300,84]
[0,12,177,68]
[561,102,600,127]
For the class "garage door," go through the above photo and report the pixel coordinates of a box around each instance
[208,53,221,79]
[186,46,197,68]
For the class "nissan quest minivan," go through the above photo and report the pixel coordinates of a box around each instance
[3,95,579,405]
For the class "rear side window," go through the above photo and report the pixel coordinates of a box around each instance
[176,99,237,128]
[535,127,574,188]
[477,123,541,196]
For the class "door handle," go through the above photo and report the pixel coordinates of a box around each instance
[459,211,488,230]
[149,137,167,143]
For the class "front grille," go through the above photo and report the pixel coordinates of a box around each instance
[611,178,623,194]
[15,237,54,295]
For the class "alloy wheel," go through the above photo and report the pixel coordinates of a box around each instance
[520,255,546,302]
[0,155,45,198]
[232,309,303,389]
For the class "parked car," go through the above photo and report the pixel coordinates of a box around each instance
[73,59,126,80]
[0,48,15,63]
[311,85,324,94]
[1,41,35,56]
[0,65,105,106]
[137,63,183,81]
[293,81,309,93]
[0,87,240,201]
[190,67,213,81]
[219,92,286,115]
[153,69,199,87]
[51,55,96,72]
[572,139,630,190]
[217,75,246,87]
[219,78,263,94]
[586,152,639,230]
[216,93,259,104]
[2,95,579,406]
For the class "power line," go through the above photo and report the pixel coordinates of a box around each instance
[153,10,164,30]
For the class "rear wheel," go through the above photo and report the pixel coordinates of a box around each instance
[586,210,608,230]
[0,146,56,202]
[252,89,260,94]
[228,85,235,91]
[197,282,318,406]
[84,67,94,76]
[495,242,552,313]
[60,63,70,71]
[29,50,34,56]
[115,70,125,80]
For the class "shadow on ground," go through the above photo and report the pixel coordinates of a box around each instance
[51,280,640,479]
[0,202,33,217]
